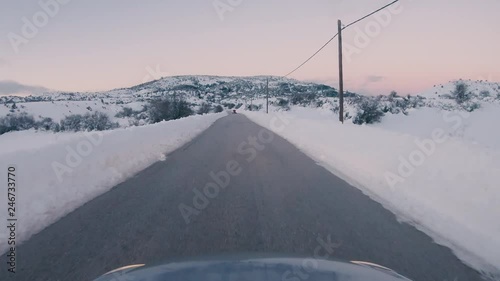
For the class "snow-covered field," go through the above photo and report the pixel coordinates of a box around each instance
[244,106,500,277]
[0,112,226,254]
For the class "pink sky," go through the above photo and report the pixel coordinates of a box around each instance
[0,0,499,95]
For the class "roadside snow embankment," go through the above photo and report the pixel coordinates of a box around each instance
[0,112,226,254]
[244,107,500,277]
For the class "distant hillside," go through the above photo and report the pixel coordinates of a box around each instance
[0,76,499,133]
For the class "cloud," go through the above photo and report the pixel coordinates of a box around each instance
[0,81,49,96]
[365,75,384,83]
[306,77,338,87]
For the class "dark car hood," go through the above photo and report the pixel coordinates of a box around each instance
[94,254,412,281]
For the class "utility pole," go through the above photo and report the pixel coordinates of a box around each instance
[338,20,344,124]
[266,78,269,114]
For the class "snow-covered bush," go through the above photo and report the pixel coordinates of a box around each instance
[353,99,385,125]
[277,98,290,111]
[451,82,472,104]
[115,107,134,118]
[197,103,211,114]
[480,90,491,97]
[463,102,481,112]
[60,112,118,132]
[222,102,235,109]
[247,104,262,111]
[37,117,60,132]
[290,92,317,106]
[148,98,194,123]
[214,105,224,113]
[0,112,36,135]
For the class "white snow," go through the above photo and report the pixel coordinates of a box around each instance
[0,112,226,254]
[243,106,500,278]
[373,104,500,149]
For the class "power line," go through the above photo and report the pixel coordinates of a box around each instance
[282,0,400,78]
[342,0,400,30]
[283,33,338,78]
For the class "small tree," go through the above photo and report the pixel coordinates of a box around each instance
[0,112,36,135]
[60,114,84,131]
[148,99,172,123]
[214,105,224,113]
[81,112,118,131]
[451,82,471,104]
[172,100,194,119]
[197,103,211,114]
[353,99,385,125]
[148,98,193,123]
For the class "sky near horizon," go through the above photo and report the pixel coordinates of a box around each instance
[0,0,499,96]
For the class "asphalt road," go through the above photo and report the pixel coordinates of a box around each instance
[1,114,487,281]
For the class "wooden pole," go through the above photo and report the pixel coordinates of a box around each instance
[338,20,344,124]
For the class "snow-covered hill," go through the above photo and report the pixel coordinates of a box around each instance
[1,76,499,133]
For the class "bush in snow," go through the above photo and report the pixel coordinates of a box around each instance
[197,103,212,114]
[480,90,490,97]
[353,99,385,125]
[59,114,82,131]
[290,92,317,106]
[451,82,472,104]
[148,98,194,123]
[115,106,148,123]
[37,117,60,132]
[222,102,236,109]
[60,112,118,132]
[214,105,224,113]
[0,112,36,135]
[115,107,135,118]
[462,102,481,112]
[277,98,290,111]
[82,112,118,131]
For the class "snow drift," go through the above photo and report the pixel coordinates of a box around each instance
[244,106,500,277]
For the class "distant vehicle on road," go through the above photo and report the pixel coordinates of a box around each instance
[233,109,237,114]
[94,254,413,281]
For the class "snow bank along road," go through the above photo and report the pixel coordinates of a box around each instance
[0,114,487,281]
